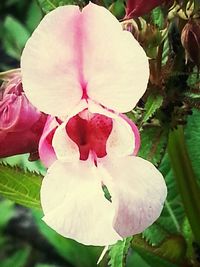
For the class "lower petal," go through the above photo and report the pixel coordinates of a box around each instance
[98,156,167,237]
[41,160,121,246]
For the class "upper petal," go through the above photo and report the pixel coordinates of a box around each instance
[82,3,149,112]
[21,3,149,117]
[41,160,121,246]
[98,156,167,237]
[21,6,83,117]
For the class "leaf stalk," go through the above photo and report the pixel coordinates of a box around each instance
[168,126,200,244]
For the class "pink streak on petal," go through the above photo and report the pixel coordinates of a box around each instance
[39,116,60,167]
[120,113,140,155]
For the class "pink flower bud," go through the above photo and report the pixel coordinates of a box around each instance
[125,0,165,19]
[0,72,47,158]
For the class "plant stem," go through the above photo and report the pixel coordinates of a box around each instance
[168,126,200,245]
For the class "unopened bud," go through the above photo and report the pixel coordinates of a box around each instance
[181,19,200,67]
[0,71,47,158]
[125,0,165,19]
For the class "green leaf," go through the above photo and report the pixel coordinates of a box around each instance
[158,153,185,234]
[26,0,43,32]
[185,109,200,180]
[141,94,163,125]
[141,139,184,246]
[2,154,46,176]
[32,210,101,267]
[133,248,176,267]
[132,235,186,267]
[138,125,168,166]
[127,251,151,267]
[142,223,168,246]
[3,16,30,59]
[0,163,42,209]
[108,237,132,267]
[109,0,125,19]
[151,7,164,30]
[187,68,200,87]
[0,248,30,267]
[37,0,83,13]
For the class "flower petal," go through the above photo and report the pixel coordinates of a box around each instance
[119,113,140,155]
[41,160,121,246]
[21,3,149,117]
[82,3,149,112]
[88,101,136,157]
[106,115,137,157]
[52,101,87,162]
[21,6,83,116]
[98,156,167,237]
[52,122,80,162]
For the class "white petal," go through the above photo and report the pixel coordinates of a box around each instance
[52,100,87,162]
[52,122,79,162]
[82,3,149,112]
[21,3,149,116]
[41,160,121,246]
[106,116,135,157]
[98,156,167,237]
[21,6,82,117]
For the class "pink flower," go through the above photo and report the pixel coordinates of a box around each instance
[0,72,47,158]
[21,3,167,245]
[125,0,165,19]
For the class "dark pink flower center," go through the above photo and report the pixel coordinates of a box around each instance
[66,110,113,160]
